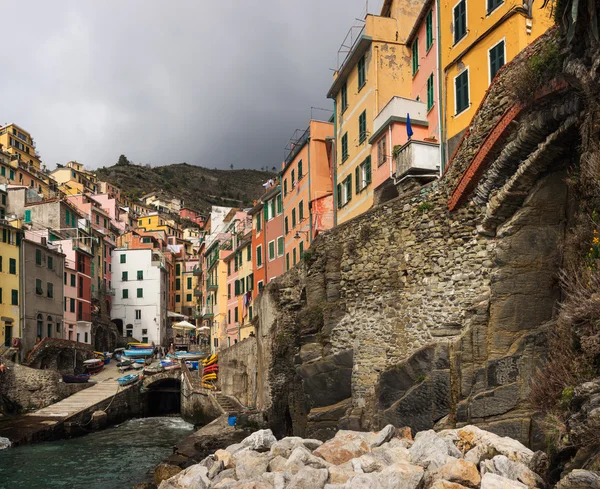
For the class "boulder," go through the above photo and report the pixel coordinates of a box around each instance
[216,449,236,469]
[371,445,411,465]
[328,462,356,484]
[377,462,424,489]
[345,473,383,489]
[437,458,480,488]
[409,430,463,470]
[287,466,328,489]
[430,481,470,489]
[153,463,182,484]
[226,443,247,455]
[371,424,396,448]
[269,437,324,458]
[208,460,225,479]
[457,426,534,465]
[212,479,237,489]
[481,455,544,488]
[234,451,270,480]
[287,445,331,469]
[211,469,237,486]
[355,453,385,473]
[555,470,600,489]
[240,429,277,452]
[262,471,289,489]
[158,464,210,489]
[480,473,528,489]
[223,481,273,489]
[268,455,288,473]
[313,431,371,465]
[0,437,11,450]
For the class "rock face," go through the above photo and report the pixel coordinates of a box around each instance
[158,426,550,489]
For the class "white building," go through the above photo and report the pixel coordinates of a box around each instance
[111,248,169,345]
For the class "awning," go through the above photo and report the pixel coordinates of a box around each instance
[167,311,186,318]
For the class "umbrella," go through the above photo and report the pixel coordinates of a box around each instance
[196,325,210,332]
[172,320,196,330]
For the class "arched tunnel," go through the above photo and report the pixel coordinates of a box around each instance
[144,378,182,416]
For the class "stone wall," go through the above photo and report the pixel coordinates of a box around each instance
[0,360,91,414]
[219,337,257,408]
[253,29,577,446]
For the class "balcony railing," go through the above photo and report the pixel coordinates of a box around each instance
[193,309,203,319]
[193,287,202,297]
[192,266,202,276]
[206,279,218,291]
[202,304,214,318]
[395,140,441,178]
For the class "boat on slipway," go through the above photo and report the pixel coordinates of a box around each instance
[83,359,104,374]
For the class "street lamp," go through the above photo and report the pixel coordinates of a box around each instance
[293,230,309,240]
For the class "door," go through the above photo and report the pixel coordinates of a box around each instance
[4,325,12,347]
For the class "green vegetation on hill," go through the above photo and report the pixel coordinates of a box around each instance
[96,157,274,215]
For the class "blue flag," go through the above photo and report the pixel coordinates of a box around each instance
[406,113,414,140]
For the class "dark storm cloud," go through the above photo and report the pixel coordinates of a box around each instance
[2,0,382,171]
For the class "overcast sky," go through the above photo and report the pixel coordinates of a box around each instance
[2,0,382,171]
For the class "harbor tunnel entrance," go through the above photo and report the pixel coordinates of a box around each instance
[145,378,181,416]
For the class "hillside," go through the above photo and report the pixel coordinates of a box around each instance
[96,161,274,215]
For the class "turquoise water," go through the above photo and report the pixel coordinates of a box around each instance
[0,417,194,489]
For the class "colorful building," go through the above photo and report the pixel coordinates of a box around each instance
[51,161,98,195]
[281,120,334,269]
[440,0,553,157]
[0,123,42,170]
[137,212,183,239]
[328,2,425,225]
[0,222,21,348]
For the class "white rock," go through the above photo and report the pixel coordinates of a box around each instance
[371,425,396,448]
[262,471,290,489]
[215,449,236,469]
[0,437,11,450]
[481,455,544,488]
[409,430,463,470]
[327,462,356,484]
[287,445,331,469]
[268,455,288,473]
[371,445,411,466]
[480,473,528,489]
[234,450,270,480]
[158,464,210,489]
[226,443,247,455]
[287,466,328,489]
[555,469,600,489]
[240,429,277,452]
[458,426,533,465]
[377,462,424,489]
[345,473,383,489]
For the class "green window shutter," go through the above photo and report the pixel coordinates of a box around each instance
[337,184,342,208]
[341,83,347,111]
[286,253,290,271]
[138,270,143,280]
[455,70,469,114]
[269,241,275,260]
[346,175,352,202]
[186,294,192,302]
[247,245,251,261]
[122,271,128,281]
[235,280,240,296]
[412,39,419,75]
[454,0,466,43]
[359,111,367,143]
[11,289,18,305]
[256,246,262,267]
[270,199,275,218]
[277,237,284,256]
[298,160,303,179]
[365,156,372,185]
[358,55,366,88]
[24,210,31,223]
[293,248,297,265]
[488,0,503,13]
[65,209,70,226]
[36,249,41,265]
[1,229,5,243]
[256,214,262,233]
[292,209,296,228]
[284,179,288,196]
[489,41,505,80]
[137,288,143,298]
[355,166,360,193]
[240,278,245,294]
[187,277,192,289]
[299,201,303,221]
[427,74,434,110]
[426,11,433,50]
[0,167,4,176]
[299,241,304,259]
[176,264,181,275]
[263,203,269,221]
[276,194,283,214]
[284,217,289,234]
[122,289,128,299]
[342,133,348,161]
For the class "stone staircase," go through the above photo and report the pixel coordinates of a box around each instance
[215,393,238,413]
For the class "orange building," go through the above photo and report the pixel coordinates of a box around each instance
[281,120,333,271]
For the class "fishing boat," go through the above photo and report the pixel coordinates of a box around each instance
[83,358,104,374]
[62,374,91,383]
[117,373,139,387]
[131,363,144,370]
[175,351,204,361]
[161,360,181,371]
[134,358,152,365]
[116,359,132,367]
[127,342,153,350]
[144,365,164,376]
[122,348,153,358]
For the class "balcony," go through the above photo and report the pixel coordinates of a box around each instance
[370,96,429,145]
[206,279,218,291]
[192,266,202,276]
[202,305,214,319]
[395,140,440,178]
[72,237,92,256]
[193,309,203,319]
[193,287,202,297]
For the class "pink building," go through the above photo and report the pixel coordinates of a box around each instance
[224,252,238,347]
[180,207,206,227]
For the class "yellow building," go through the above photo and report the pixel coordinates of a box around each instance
[51,161,98,195]
[328,1,425,225]
[0,222,22,347]
[137,212,183,239]
[440,0,553,156]
[235,238,255,342]
[0,123,42,170]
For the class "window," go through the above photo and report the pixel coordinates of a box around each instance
[341,133,349,162]
[176,278,181,290]
[256,213,262,233]
[299,241,304,260]
[24,210,31,223]
[357,54,366,89]
[489,39,505,82]
[284,179,288,196]
[277,237,284,257]
[455,69,470,115]
[454,0,467,44]
[258,281,264,292]
[256,245,263,267]
[71,274,76,287]
[427,74,435,111]
[299,201,304,221]
[36,279,43,295]
[263,202,270,222]
[355,156,372,192]
[176,294,181,302]
[270,199,276,220]
[11,289,18,305]
[249,306,253,321]
[285,216,289,235]
[122,289,129,299]
[122,271,128,281]
[137,270,143,280]
[412,38,419,75]
[293,248,297,266]
[246,245,251,262]
[228,309,231,324]
[56,322,60,333]
[235,280,240,296]
[47,282,54,298]
[240,278,245,294]
[228,284,231,299]
[247,273,253,291]
[426,11,434,50]
[9,170,14,180]
[338,174,353,208]
[70,298,75,312]
[291,169,296,189]
[35,249,42,266]
[377,136,387,167]
[292,209,296,228]
[359,111,367,143]
[341,82,348,113]
[48,256,53,270]
[120,254,126,263]
[487,0,503,13]
[268,240,275,261]
[227,261,231,276]
[137,288,143,298]
[234,307,239,323]
[64,272,67,285]
[286,253,290,271]
[298,160,303,180]
[95,215,99,225]
[9,258,16,275]
[187,277,192,289]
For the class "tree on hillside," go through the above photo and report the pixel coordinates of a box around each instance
[117,154,130,166]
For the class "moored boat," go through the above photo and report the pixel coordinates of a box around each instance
[131,363,144,370]
[122,349,153,358]
[175,352,204,361]
[62,374,91,383]
[116,359,132,367]
[144,365,164,375]
[83,358,104,374]
[117,373,139,387]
